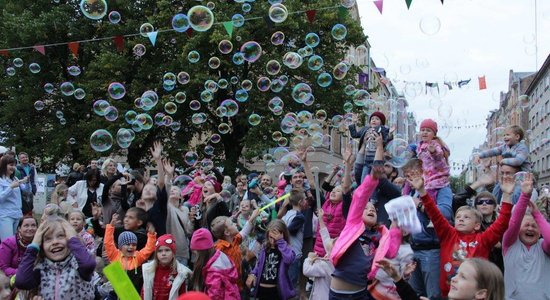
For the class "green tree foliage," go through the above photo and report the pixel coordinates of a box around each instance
[0,0,366,174]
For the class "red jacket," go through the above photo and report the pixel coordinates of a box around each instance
[421,193,512,297]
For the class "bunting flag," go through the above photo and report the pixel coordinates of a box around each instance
[306,10,317,23]
[405,0,413,9]
[68,42,79,57]
[113,36,124,52]
[146,31,158,46]
[373,0,384,14]
[458,78,471,88]
[478,76,487,90]
[444,81,453,90]
[33,45,46,55]
[441,0,444,4]
[186,28,193,38]
[0,50,9,57]
[222,21,233,38]
[425,82,439,94]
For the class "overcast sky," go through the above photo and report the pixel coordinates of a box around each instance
[356,0,550,174]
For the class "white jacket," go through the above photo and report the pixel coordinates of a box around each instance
[67,180,104,211]
[142,260,192,300]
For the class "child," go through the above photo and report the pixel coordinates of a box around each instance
[246,219,296,300]
[0,271,10,300]
[67,208,96,255]
[104,213,156,293]
[190,228,240,300]
[303,209,335,300]
[142,234,192,300]
[408,173,512,297]
[416,119,453,209]
[211,208,260,288]
[15,217,96,299]
[280,188,306,289]
[476,125,530,171]
[502,172,550,298]
[92,206,149,251]
[349,111,390,184]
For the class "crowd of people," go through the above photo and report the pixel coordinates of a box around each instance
[0,112,549,300]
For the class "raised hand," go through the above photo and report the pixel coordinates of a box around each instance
[500,176,515,195]
[376,259,400,281]
[407,175,425,195]
[163,159,175,176]
[110,213,120,226]
[150,141,163,160]
[520,172,534,195]
[246,275,256,289]
[478,172,496,186]
[317,208,324,220]
[32,222,50,246]
[146,222,156,234]
[343,143,354,167]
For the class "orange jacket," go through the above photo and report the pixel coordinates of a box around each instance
[105,224,156,271]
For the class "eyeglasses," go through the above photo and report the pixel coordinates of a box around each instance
[476,199,496,206]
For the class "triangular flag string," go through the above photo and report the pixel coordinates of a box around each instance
[373,0,384,14]
[33,45,46,55]
[405,0,413,9]
[68,41,79,57]
[306,10,317,23]
[147,31,158,46]
[222,21,233,38]
[113,36,124,52]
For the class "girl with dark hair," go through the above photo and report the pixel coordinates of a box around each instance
[67,168,104,217]
[0,155,25,240]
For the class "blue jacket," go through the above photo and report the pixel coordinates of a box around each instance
[251,239,296,300]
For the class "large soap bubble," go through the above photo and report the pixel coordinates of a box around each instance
[268,4,288,23]
[188,5,214,32]
[90,129,113,152]
[240,41,262,63]
[172,14,190,32]
[385,138,413,168]
[80,0,107,20]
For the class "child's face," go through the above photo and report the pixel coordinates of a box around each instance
[519,215,540,246]
[503,129,520,146]
[124,211,142,231]
[240,200,251,214]
[225,219,239,236]
[370,116,381,127]
[0,273,10,300]
[142,183,157,200]
[454,210,480,233]
[43,225,70,262]
[420,127,435,142]
[202,181,216,197]
[449,261,483,300]
[329,185,343,202]
[475,198,496,217]
[156,246,174,266]
[121,243,137,257]
[362,203,377,227]
[404,167,422,182]
[68,213,85,232]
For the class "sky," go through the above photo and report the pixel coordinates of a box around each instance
[356,0,550,174]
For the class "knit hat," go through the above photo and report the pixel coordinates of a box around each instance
[177,292,211,300]
[206,178,222,193]
[118,231,137,247]
[190,228,214,251]
[370,111,386,126]
[156,234,176,253]
[420,119,438,135]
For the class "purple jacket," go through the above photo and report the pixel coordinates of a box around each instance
[251,239,296,300]
[0,235,26,277]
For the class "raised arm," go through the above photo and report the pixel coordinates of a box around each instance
[502,174,531,254]
[341,143,353,194]
[500,143,529,167]
[298,148,316,190]
[530,202,550,256]
[150,141,165,190]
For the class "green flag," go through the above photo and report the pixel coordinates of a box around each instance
[223,21,233,38]
[405,0,413,9]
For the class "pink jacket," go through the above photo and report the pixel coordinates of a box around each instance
[0,235,25,277]
[203,250,240,300]
[314,200,345,257]
[417,140,450,190]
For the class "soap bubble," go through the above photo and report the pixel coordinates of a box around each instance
[208,57,221,69]
[67,66,81,76]
[305,33,320,48]
[353,89,370,106]
[385,138,412,168]
[291,83,312,104]
[29,63,41,74]
[331,24,347,40]
[133,44,146,57]
[269,3,288,23]
[74,88,86,100]
[6,67,15,76]
[60,82,75,96]
[163,72,177,85]
[191,113,207,124]
[271,31,285,45]
[93,100,110,116]
[281,116,298,134]
[172,13,190,32]
[13,58,23,68]
[108,82,126,100]
[235,89,249,102]
[141,90,159,108]
[218,123,231,134]
[419,16,441,36]
[269,97,284,112]
[164,102,177,114]
[218,40,233,54]
[125,110,137,124]
[177,72,190,85]
[204,145,215,156]
[242,3,251,12]
[34,101,45,111]
[283,52,303,69]
[218,79,229,89]
[90,129,113,152]
[139,23,154,37]
[232,52,245,65]
[188,51,200,63]
[240,41,262,63]
[80,0,107,20]
[104,106,119,121]
[272,131,283,141]
[56,111,64,119]
[307,55,324,71]
[332,62,349,80]
[257,77,271,92]
[232,14,245,27]
[188,5,214,32]
[69,138,77,144]
[220,99,239,117]
[136,113,154,130]
[184,151,199,166]
[317,72,333,87]
[108,11,121,24]
[266,60,281,75]
[44,83,55,94]
[341,0,356,8]
[248,113,261,126]
[210,134,221,143]
[189,100,201,111]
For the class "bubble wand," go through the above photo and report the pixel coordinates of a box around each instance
[260,193,290,211]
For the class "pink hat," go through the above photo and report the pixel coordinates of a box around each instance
[177,292,211,300]
[190,228,214,251]
[156,234,176,253]
[420,119,438,135]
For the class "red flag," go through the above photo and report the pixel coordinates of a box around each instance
[478,76,487,90]
[373,0,383,14]
[113,36,124,52]
[306,10,317,23]
[186,28,193,38]
[33,45,46,55]
[68,42,79,57]
[0,50,9,57]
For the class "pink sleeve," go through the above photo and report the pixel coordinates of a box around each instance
[346,175,379,227]
[532,211,550,256]
[503,192,531,255]
[385,227,402,259]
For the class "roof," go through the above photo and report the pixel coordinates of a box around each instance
[526,53,550,94]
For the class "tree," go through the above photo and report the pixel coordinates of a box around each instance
[0,0,366,175]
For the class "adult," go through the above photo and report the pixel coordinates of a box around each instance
[16,152,36,216]
[195,177,230,230]
[67,168,104,218]
[0,155,24,240]
[0,216,37,277]
[100,158,117,184]
[66,163,84,187]
[474,192,504,271]
[86,159,98,172]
